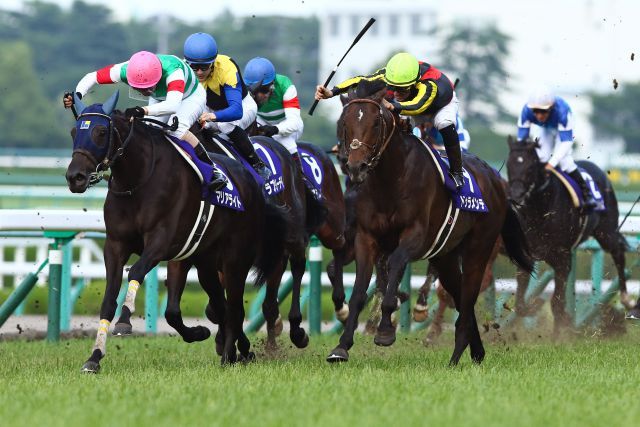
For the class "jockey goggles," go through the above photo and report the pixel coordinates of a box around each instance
[388,84,412,95]
[188,62,212,72]
[532,107,551,114]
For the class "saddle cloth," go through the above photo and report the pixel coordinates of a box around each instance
[552,168,606,211]
[168,136,245,211]
[419,140,489,213]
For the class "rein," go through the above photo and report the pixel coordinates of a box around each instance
[343,98,396,171]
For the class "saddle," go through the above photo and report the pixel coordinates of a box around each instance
[549,167,605,211]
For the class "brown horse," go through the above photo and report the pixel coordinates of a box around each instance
[65,92,288,371]
[326,88,533,365]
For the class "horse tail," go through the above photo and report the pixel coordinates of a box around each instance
[304,187,328,235]
[501,202,535,273]
[253,199,290,287]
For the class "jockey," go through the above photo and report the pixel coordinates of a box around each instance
[63,50,228,191]
[315,52,465,190]
[242,57,307,177]
[416,113,470,151]
[183,32,271,180]
[517,87,597,209]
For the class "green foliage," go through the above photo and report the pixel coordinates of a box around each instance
[0,40,68,147]
[438,21,513,125]
[589,82,640,152]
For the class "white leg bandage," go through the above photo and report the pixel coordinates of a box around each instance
[92,319,110,354]
[123,280,140,313]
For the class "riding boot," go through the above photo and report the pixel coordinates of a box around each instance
[193,142,228,192]
[228,125,272,180]
[291,151,312,189]
[568,169,597,210]
[439,124,464,191]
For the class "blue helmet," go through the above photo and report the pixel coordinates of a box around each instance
[243,57,276,89]
[183,32,218,64]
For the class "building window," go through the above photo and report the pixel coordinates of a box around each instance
[389,14,399,36]
[411,15,432,35]
[329,15,340,37]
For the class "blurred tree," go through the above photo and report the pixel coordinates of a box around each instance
[0,41,68,147]
[438,21,512,126]
[589,82,640,152]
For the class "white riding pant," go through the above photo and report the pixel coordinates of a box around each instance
[529,125,577,172]
[204,93,257,134]
[433,91,459,131]
[148,84,206,139]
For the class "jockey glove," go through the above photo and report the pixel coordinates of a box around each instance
[260,125,279,137]
[125,106,146,118]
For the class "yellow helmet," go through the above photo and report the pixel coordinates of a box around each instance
[384,52,420,88]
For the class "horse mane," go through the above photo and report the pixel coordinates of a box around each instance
[111,110,168,140]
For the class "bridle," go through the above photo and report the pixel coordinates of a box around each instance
[72,108,177,195]
[342,98,396,172]
[508,150,551,205]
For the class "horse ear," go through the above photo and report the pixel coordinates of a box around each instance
[102,90,119,115]
[340,94,349,106]
[533,137,541,148]
[73,92,86,114]
[507,135,515,146]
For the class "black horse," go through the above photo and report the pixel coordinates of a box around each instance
[328,87,533,365]
[507,136,631,329]
[65,92,288,371]
[200,132,347,348]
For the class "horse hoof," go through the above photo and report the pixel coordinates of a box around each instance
[336,304,349,323]
[374,328,396,347]
[626,309,640,321]
[274,315,284,337]
[112,322,132,336]
[413,304,429,322]
[81,360,100,374]
[326,347,349,363]
[183,326,211,343]
[239,352,256,364]
[221,352,238,366]
[290,328,309,349]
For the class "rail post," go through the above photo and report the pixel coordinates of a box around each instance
[145,266,159,334]
[308,236,322,335]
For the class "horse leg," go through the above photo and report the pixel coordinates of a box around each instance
[288,254,309,348]
[413,264,438,322]
[112,246,164,336]
[375,247,410,347]
[263,256,287,350]
[199,268,227,357]
[164,260,212,343]
[365,254,389,334]
[548,253,572,334]
[327,232,377,363]
[425,281,448,344]
[327,246,351,323]
[594,230,633,311]
[81,239,130,373]
[220,261,251,365]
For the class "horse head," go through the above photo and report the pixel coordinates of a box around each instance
[506,135,546,203]
[337,81,397,184]
[65,91,120,193]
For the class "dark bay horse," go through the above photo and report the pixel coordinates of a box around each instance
[200,132,345,348]
[327,89,533,365]
[65,92,288,371]
[506,137,631,329]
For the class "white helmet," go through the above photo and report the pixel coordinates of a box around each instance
[527,86,555,109]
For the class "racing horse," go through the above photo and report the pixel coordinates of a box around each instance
[199,131,345,349]
[65,92,288,371]
[506,136,632,329]
[326,85,533,365]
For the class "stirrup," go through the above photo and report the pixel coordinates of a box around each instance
[254,161,272,181]
[208,171,228,192]
[449,171,464,191]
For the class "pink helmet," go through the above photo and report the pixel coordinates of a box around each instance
[126,51,162,89]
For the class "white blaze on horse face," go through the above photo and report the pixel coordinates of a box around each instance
[358,109,364,122]
[517,156,524,163]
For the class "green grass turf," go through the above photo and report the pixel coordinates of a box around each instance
[1,328,640,427]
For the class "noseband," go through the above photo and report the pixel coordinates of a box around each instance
[342,98,396,171]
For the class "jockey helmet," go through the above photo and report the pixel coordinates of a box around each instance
[184,32,218,64]
[527,87,555,110]
[384,52,420,88]
[126,51,162,89]
[243,57,276,90]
